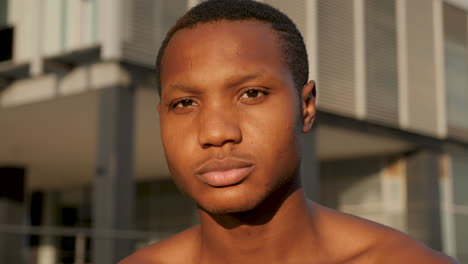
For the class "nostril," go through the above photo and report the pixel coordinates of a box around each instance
[201,138,241,149]
[198,124,243,148]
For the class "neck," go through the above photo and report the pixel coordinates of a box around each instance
[197,182,320,264]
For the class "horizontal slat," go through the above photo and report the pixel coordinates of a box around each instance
[122,0,187,67]
[365,0,399,126]
[317,0,356,117]
[406,0,438,135]
[264,0,307,34]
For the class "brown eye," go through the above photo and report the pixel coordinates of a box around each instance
[174,99,197,108]
[240,89,266,99]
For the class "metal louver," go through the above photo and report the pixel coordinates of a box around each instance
[317,0,356,117]
[264,0,307,34]
[122,0,188,67]
[365,0,399,126]
[405,0,438,135]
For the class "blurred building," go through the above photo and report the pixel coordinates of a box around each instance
[0,0,467,263]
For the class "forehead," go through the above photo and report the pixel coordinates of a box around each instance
[160,20,290,90]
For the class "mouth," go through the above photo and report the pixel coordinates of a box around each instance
[195,158,255,187]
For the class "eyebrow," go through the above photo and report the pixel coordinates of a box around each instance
[167,72,264,94]
[169,84,203,95]
[226,72,264,88]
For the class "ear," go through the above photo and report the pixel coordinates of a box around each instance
[157,103,161,113]
[301,80,316,133]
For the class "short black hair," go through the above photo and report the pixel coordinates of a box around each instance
[155,0,309,96]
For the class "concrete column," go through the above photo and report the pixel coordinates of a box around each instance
[0,167,25,264]
[37,191,59,264]
[381,158,407,232]
[396,0,410,129]
[445,148,468,262]
[300,128,320,201]
[320,156,384,222]
[305,0,318,82]
[29,0,44,76]
[439,154,456,258]
[100,0,122,60]
[406,150,442,250]
[432,0,448,137]
[354,0,367,119]
[92,84,135,264]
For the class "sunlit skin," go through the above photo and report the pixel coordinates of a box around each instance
[160,20,304,215]
[120,20,458,264]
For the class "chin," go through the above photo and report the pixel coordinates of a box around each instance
[200,201,258,215]
[196,188,268,215]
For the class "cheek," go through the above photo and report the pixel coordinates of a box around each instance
[244,95,299,142]
[161,125,200,196]
[242,95,301,166]
[160,117,197,173]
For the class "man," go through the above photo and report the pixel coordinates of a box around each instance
[121,0,458,263]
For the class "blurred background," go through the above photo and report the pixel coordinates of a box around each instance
[0,0,467,263]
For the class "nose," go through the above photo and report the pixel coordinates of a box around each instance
[198,105,242,149]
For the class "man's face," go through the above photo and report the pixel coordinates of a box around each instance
[159,20,304,213]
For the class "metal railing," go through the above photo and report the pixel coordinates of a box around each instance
[0,224,166,264]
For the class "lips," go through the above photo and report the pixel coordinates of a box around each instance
[195,158,254,187]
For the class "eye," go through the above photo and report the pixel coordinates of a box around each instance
[172,98,198,108]
[240,89,267,99]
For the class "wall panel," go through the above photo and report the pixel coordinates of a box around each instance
[264,0,307,34]
[122,0,187,67]
[43,0,62,56]
[317,0,356,117]
[0,0,6,26]
[444,4,468,142]
[406,0,438,135]
[451,151,468,263]
[365,0,399,126]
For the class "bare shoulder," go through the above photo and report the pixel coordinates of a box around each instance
[119,225,200,264]
[313,204,458,264]
[371,230,459,264]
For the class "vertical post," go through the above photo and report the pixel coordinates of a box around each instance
[405,150,443,250]
[0,167,25,264]
[37,191,59,264]
[30,0,44,76]
[302,0,319,197]
[74,233,86,264]
[92,83,135,264]
[306,0,319,82]
[354,0,367,119]
[396,0,410,129]
[100,0,122,60]
[432,0,447,138]
[300,128,320,201]
[439,154,456,257]
[381,158,407,232]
